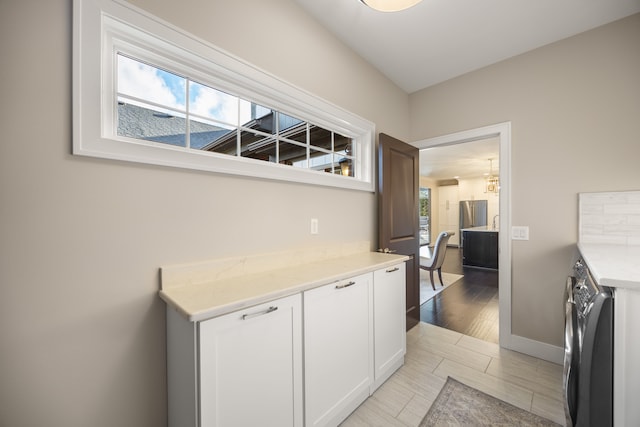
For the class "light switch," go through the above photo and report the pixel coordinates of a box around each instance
[512,226,529,241]
[311,218,319,235]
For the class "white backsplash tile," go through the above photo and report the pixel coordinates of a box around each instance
[605,203,640,215]
[579,191,640,246]
[580,203,605,215]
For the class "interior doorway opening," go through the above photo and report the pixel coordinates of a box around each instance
[412,122,512,348]
[417,137,500,343]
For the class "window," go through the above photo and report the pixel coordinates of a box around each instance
[116,55,355,176]
[419,188,431,246]
[73,0,373,191]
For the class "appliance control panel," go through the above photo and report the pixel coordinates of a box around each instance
[572,259,597,317]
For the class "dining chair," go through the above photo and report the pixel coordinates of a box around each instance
[419,231,455,290]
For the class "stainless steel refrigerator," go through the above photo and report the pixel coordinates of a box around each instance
[459,200,488,246]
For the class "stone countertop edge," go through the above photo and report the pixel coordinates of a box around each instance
[160,252,409,322]
[460,226,499,232]
[577,242,640,290]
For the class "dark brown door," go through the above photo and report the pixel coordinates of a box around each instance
[378,133,420,330]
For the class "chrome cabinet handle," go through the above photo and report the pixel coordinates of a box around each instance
[335,281,356,289]
[242,306,278,320]
[386,267,400,273]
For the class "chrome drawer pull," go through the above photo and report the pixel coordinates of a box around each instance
[386,267,400,273]
[242,306,278,320]
[335,281,356,289]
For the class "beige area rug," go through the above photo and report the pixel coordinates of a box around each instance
[419,271,463,305]
[420,377,561,426]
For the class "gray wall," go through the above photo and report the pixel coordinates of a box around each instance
[409,12,640,345]
[0,0,407,426]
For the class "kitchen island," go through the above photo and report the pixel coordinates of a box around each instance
[461,226,499,269]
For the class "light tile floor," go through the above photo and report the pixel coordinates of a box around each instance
[341,322,566,426]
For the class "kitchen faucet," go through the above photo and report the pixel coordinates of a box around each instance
[492,215,499,230]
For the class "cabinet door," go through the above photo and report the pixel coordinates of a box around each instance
[199,294,303,427]
[438,185,460,246]
[304,273,373,427]
[462,231,498,269]
[372,263,406,391]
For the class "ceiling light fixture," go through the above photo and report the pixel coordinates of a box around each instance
[360,0,423,12]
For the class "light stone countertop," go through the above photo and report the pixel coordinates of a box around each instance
[461,225,499,232]
[577,242,640,290]
[160,251,409,322]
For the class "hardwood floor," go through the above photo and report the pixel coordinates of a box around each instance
[341,322,566,426]
[420,247,499,343]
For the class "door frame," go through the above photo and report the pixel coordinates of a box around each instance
[412,122,512,349]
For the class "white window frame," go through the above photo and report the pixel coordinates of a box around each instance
[73,0,375,192]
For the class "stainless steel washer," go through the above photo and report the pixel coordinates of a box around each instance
[564,259,614,427]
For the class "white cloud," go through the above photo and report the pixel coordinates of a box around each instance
[189,83,238,126]
[117,55,270,128]
[117,55,185,110]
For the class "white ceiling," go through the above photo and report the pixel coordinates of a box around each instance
[294,0,639,180]
[420,137,499,180]
[294,0,640,94]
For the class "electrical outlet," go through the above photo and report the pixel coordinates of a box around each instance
[512,226,529,240]
[311,218,319,235]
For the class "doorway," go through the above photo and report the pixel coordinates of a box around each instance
[418,138,500,342]
[412,122,511,347]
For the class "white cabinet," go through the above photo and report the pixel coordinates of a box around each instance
[303,273,373,427]
[438,185,460,246]
[165,258,407,427]
[167,294,303,427]
[614,288,640,426]
[372,263,406,392]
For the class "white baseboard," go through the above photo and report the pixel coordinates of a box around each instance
[502,333,564,365]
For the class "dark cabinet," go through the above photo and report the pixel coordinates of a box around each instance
[462,231,498,269]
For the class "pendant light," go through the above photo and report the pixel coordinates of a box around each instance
[360,0,423,12]
[484,159,499,194]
